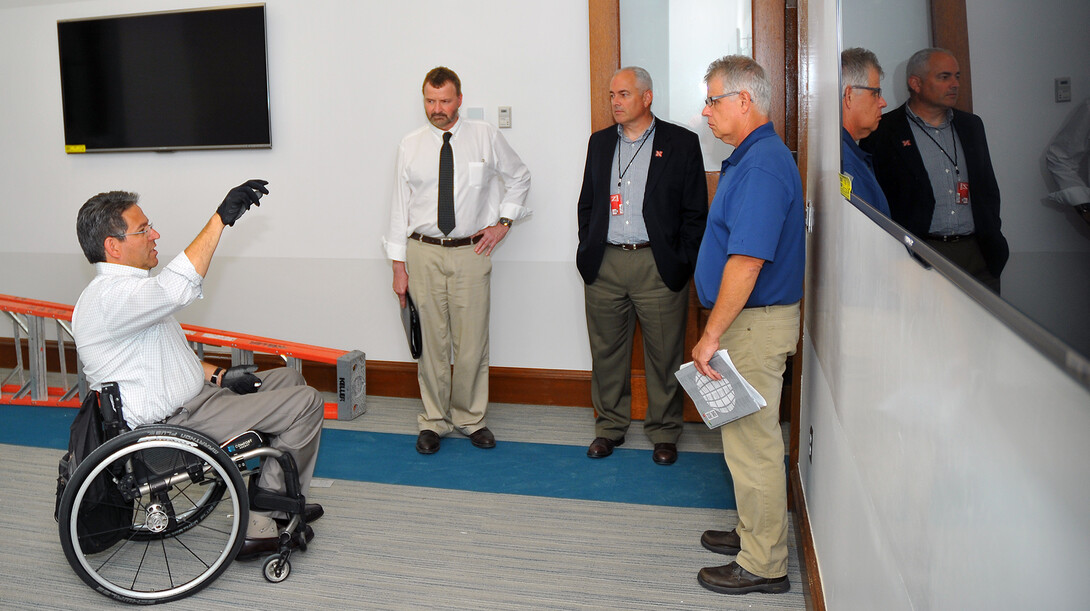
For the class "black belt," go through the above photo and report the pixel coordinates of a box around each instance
[410,232,482,247]
[926,233,974,243]
[608,242,651,251]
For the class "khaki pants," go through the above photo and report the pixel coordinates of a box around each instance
[717,302,799,578]
[406,238,491,436]
[584,246,688,443]
[169,368,324,499]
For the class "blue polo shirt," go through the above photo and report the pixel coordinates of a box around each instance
[695,122,804,309]
[840,127,890,216]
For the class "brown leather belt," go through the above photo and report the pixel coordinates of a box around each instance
[926,233,974,243]
[608,242,651,251]
[410,232,482,247]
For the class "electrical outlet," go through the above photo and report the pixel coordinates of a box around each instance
[808,426,814,463]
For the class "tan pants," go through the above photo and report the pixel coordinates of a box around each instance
[406,239,491,436]
[717,302,799,578]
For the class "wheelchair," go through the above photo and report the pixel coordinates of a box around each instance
[56,384,312,604]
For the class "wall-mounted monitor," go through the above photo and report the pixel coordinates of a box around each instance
[57,4,271,153]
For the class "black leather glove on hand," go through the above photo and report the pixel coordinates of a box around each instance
[217,179,269,226]
[222,364,262,395]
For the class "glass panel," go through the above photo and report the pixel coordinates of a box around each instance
[619,0,752,170]
[839,0,1090,368]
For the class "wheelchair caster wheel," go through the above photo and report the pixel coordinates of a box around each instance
[262,555,291,583]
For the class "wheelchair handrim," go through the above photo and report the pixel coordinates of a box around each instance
[67,435,243,602]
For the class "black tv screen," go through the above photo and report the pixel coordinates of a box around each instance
[57,5,271,153]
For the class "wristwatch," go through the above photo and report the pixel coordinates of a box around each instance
[498,217,513,227]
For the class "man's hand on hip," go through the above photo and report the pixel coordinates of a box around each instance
[473,223,510,256]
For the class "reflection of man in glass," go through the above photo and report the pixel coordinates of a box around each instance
[861,48,1008,292]
[840,48,890,216]
[1046,97,1090,227]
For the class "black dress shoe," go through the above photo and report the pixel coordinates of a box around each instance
[701,529,741,555]
[697,561,790,595]
[274,503,324,527]
[236,525,314,562]
[469,427,496,449]
[652,442,678,465]
[587,436,624,458]
[416,430,440,454]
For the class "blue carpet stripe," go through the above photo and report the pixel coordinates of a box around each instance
[1,404,736,509]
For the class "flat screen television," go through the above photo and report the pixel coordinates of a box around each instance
[57,5,271,153]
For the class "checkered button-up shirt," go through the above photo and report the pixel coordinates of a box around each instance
[73,252,206,427]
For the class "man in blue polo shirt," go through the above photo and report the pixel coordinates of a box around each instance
[691,55,804,596]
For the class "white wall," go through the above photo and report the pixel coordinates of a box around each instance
[839,0,929,110]
[803,0,1090,608]
[967,0,1090,256]
[0,0,594,369]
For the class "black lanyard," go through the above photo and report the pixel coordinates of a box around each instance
[911,115,961,178]
[617,123,655,187]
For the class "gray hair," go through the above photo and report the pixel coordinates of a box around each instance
[614,66,653,93]
[841,47,884,90]
[76,191,139,264]
[906,47,953,84]
[704,55,771,115]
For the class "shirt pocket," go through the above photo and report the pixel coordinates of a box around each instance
[468,161,488,187]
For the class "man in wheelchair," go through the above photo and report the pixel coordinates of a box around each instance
[72,182,325,561]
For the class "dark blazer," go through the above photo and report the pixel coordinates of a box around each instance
[576,120,707,291]
[860,103,1009,276]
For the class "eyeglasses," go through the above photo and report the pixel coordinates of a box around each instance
[851,85,882,98]
[114,222,154,239]
[704,91,740,107]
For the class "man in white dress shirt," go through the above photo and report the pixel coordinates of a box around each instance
[72,183,325,559]
[384,66,531,454]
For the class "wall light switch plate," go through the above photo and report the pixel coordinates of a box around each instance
[498,106,512,128]
[1056,77,1072,103]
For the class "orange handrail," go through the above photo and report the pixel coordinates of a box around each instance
[1,294,361,419]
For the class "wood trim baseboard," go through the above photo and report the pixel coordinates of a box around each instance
[791,465,825,611]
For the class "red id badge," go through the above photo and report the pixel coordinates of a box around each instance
[956,181,970,205]
[610,193,623,216]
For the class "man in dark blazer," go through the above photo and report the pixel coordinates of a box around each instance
[861,48,1008,291]
[576,66,707,465]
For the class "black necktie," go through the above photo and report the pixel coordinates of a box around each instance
[437,131,455,235]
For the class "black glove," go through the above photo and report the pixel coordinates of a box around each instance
[222,364,262,395]
[217,179,269,226]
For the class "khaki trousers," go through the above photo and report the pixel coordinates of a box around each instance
[169,368,324,500]
[406,239,491,436]
[717,302,799,578]
[584,246,688,443]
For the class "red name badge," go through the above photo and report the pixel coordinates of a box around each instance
[610,193,623,216]
[956,181,970,205]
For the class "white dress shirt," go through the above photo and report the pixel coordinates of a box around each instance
[1046,97,1090,207]
[73,252,206,427]
[383,118,531,261]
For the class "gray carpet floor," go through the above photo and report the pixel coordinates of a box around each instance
[0,395,807,610]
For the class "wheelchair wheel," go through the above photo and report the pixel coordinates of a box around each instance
[59,426,247,604]
[262,555,291,583]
